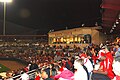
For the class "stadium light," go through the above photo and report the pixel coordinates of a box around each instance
[0,0,12,35]
[0,0,12,2]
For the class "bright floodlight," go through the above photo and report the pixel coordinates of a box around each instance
[0,0,12,2]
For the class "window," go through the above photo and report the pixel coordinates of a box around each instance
[49,34,91,44]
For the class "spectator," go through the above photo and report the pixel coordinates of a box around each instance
[73,59,88,80]
[54,67,74,80]
[98,46,106,59]
[112,55,120,80]
[29,61,38,71]
[41,68,53,80]
[80,53,93,80]
[49,64,57,79]
[34,69,41,80]
[115,44,120,57]
[92,47,114,80]
[20,69,29,80]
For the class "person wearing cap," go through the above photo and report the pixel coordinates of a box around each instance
[41,68,53,80]
[73,59,88,80]
[79,53,93,80]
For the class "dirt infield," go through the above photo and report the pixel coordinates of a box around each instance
[0,60,27,71]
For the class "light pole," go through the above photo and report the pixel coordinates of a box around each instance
[0,0,12,35]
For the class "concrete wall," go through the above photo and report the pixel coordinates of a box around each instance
[91,30,99,44]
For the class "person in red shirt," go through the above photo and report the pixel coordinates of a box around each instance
[92,46,115,80]
[104,45,114,62]
[98,56,114,79]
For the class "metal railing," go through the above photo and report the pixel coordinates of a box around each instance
[8,69,37,80]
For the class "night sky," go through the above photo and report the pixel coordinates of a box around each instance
[0,0,102,34]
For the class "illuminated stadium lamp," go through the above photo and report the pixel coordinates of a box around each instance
[112,27,114,29]
[0,0,12,2]
[95,22,98,26]
[0,0,12,35]
[82,24,85,27]
[116,20,119,24]
[113,24,116,27]
[110,29,113,33]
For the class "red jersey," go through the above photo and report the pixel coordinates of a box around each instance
[100,57,114,79]
[105,51,113,62]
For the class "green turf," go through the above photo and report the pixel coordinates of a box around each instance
[0,64,10,73]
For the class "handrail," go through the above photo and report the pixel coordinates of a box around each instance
[9,69,37,80]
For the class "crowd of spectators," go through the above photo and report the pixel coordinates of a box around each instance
[0,40,120,80]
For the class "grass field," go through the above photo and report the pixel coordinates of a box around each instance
[0,64,10,73]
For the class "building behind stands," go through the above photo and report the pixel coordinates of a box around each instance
[48,26,108,47]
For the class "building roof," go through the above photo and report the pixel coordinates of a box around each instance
[101,0,120,34]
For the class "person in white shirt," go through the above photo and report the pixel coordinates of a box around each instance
[112,56,120,80]
[80,53,93,78]
[20,69,29,80]
[20,72,29,80]
[73,59,88,80]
